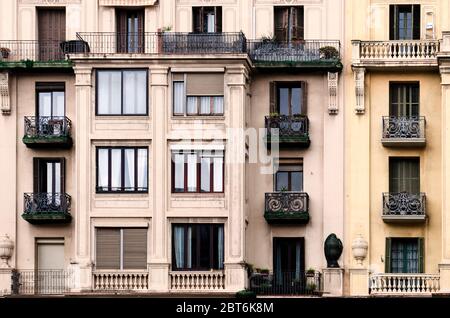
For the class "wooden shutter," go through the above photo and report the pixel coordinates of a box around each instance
[123,228,147,269]
[292,7,304,41]
[215,7,222,33]
[116,10,128,53]
[269,82,277,113]
[301,81,307,115]
[60,157,66,193]
[193,7,203,33]
[33,158,40,193]
[186,73,224,95]
[418,238,424,273]
[96,228,121,270]
[413,5,421,40]
[389,5,396,40]
[274,7,288,41]
[38,9,65,60]
[385,238,392,273]
[137,10,145,53]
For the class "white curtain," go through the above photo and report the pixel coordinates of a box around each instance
[213,157,223,192]
[187,97,197,114]
[124,149,135,190]
[200,97,210,114]
[123,71,147,115]
[174,153,185,192]
[187,154,197,192]
[53,92,65,117]
[218,226,224,269]
[173,82,185,115]
[200,157,211,192]
[174,226,185,269]
[187,227,192,269]
[214,97,224,114]
[137,149,148,190]
[111,149,122,190]
[98,71,121,115]
[98,149,109,190]
[39,93,52,117]
[207,13,215,33]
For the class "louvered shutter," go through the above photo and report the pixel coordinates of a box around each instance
[292,7,304,41]
[389,5,397,40]
[385,238,392,273]
[123,228,147,269]
[413,5,421,40]
[215,7,222,33]
[269,82,277,113]
[137,10,145,53]
[116,10,128,53]
[33,158,40,193]
[193,7,203,33]
[301,81,307,115]
[418,238,424,273]
[96,228,121,270]
[274,7,288,42]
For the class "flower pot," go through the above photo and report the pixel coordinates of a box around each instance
[324,234,343,268]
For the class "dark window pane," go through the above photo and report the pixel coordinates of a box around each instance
[291,88,301,115]
[276,172,289,191]
[279,88,289,115]
[291,172,303,192]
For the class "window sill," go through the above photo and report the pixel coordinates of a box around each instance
[171,193,225,199]
[171,116,225,121]
[95,115,150,120]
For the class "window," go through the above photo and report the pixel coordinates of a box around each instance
[275,163,303,192]
[274,6,304,42]
[389,158,420,193]
[385,238,424,273]
[390,83,419,117]
[96,147,148,193]
[173,73,224,116]
[270,82,307,116]
[34,158,65,194]
[171,150,224,193]
[97,70,148,115]
[96,228,147,270]
[172,224,224,271]
[390,5,420,40]
[36,83,65,117]
[193,7,222,33]
[116,9,144,53]
[273,238,305,282]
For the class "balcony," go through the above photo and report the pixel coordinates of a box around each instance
[264,192,309,225]
[382,116,426,147]
[92,271,149,292]
[22,193,72,224]
[0,40,72,69]
[23,116,73,149]
[370,273,439,296]
[74,32,247,56]
[265,115,310,148]
[249,271,322,296]
[169,271,225,291]
[382,192,426,223]
[352,40,440,70]
[11,269,74,295]
[248,40,341,70]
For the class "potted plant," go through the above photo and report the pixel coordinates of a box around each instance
[306,268,316,276]
[319,46,339,59]
[236,289,257,299]
[0,47,11,59]
[269,112,280,118]
[244,262,254,278]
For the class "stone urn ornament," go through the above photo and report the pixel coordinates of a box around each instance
[324,234,343,268]
[0,234,14,268]
[352,235,368,265]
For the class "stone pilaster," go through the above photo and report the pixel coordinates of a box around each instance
[322,268,344,297]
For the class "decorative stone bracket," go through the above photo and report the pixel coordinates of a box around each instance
[328,72,339,115]
[353,67,366,114]
[0,72,10,115]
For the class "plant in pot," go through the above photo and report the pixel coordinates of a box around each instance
[306,283,317,293]
[0,47,11,59]
[306,268,316,276]
[319,46,339,59]
[269,112,280,118]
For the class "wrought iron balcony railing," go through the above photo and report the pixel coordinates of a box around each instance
[382,116,426,147]
[265,115,310,147]
[0,40,68,63]
[382,192,426,223]
[247,40,341,66]
[75,32,247,55]
[264,192,309,224]
[23,193,72,224]
[23,116,73,148]
[249,271,322,296]
[11,269,74,295]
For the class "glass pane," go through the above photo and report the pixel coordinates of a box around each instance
[291,88,301,115]
[279,88,289,115]
[213,157,223,192]
[276,172,289,191]
[123,71,147,115]
[187,97,198,114]
[98,149,109,191]
[53,92,65,117]
[187,154,197,192]
[173,153,185,192]
[98,71,122,115]
[111,149,122,190]
[201,157,211,192]
[200,97,211,114]
[173,82,185,115]
[199,225,211,268]
[173,226,185,269]
[39,92,52,117]
[124,149,135,190]
[54,162,61,193]
[137,149,148,191]
[291,171,303,192]
[46,162,53,193]
[206,12,215,33]
[214,97,224,114]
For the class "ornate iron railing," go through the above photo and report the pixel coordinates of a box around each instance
[24,116,72,139]
[75,32,247,55]
[370,273,439,295]
[382,116,425,139]
[265,115,309,143]
[248,40,340,63]
[249,271,322,296]
[0,40,66,62]
[382,192,426,217]
[23,193,71,215]
[265,192,309,214]
[11,269,74,295]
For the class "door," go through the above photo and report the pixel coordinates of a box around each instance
[34,158,65,210]
[38,9,66,61]
[273,238,305,289]
[36,240,65,294]
[116,9,144,53]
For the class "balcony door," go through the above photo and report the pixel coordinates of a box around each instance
[390,83,419,117]
[36,239,65,294]
[275,164,303,192]
[389,158,420,193]
[193,7,222,33]
[385,238,424,273]
[271,82,307,116]
[390,5,420,40]
[116,9,144,53]
[37,8,65,60]
[274,6,304,42]
[37,83,65,136]
[34,158,65,208]
[273,238,305,284]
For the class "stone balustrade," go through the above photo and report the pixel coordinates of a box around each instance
[169,271,225,291]
[93,271,149,291]
[370,273,440,295]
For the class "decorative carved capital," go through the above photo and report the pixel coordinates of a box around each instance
[0,72,10,115]
[328,72,339,115]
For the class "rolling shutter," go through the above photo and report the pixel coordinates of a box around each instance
[186,73,224,95]
[96,228,121,270]
[123,228,147,270]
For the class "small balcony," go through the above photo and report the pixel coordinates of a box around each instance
[248,40,341,70]
[74,32,247,56]
[249,271,322,296]
[370,273,439,296]
[265,115,310,148]
[11,269,74,295]
[22,193,72,224]
[382,192,426,223]
[352,40,440,70]
[23,116,73,149]
[264,192,309,225]
[0,40,72,69]
[382,116,426,147]
[170,271,225,291]
[92,271,149,292]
